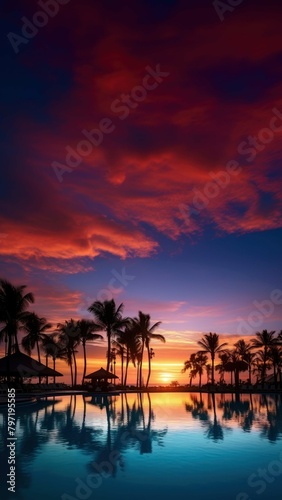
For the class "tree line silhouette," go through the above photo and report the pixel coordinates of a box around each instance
[182,331,282,389]
[1,278,282,390]
[0,279,165,387]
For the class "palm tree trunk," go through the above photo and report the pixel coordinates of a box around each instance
[36,340,41,384]
[121,349,124,386]
[249,365,252,385]
[235,369,240,391]
[124,349,129,386]
[69,356,74,387]
[199,371,202,388]
[46,353,49,385]
[273,363,277,388]
[36,340,41,364]
[14,322,20,353]
[211,355,215,386]
[106,328,111,372]
[53,358,56,384]
[146,345,151,388]
[262,347,267,387]
[82,341,87,385]
[73,350,77,387]
[139,340,145,388]
[136,363,139,387]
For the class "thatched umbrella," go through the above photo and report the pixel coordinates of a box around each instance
[84,367,118,390]
[0,352,63,379]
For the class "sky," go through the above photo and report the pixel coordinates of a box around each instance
[1,0,282,384]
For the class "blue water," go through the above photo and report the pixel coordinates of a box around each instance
[1,392,282,500]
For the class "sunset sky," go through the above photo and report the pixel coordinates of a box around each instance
[1,0,282,384]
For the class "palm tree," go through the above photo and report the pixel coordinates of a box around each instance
[115,323,140,387]
[131,311,164,388]
[194,352,208,387]
[182,355,197,386]
[127,324,142,387]
[205,363,212,384]
[145,328,165,388]
[77,319,103,384]
[198,333,228,386]
[41,333,67,383]
[251,330,279,386]
[182,356,193,386]
[252,351,271,385]
[21,313,52,363]
[183,352,208,387]
[268,346,282,389]
[224,350,248,390]
[234,338,256,384]
[215,352,230,384]
[0,279,34,356]
[88,300,129,372]
[57,319,80,387]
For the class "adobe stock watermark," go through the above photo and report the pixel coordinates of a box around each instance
[52,64,170,182]
[179,107,282,226]
[236,450,282,500]
[213,0,244,22]
[237,289,282,335]
[7,0,71,54]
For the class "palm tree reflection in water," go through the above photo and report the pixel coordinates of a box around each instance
[85,392,168,477]
[2,392,282,497]
[184,392,282,443]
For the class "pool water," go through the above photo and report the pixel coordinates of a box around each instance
[1,392,282,500]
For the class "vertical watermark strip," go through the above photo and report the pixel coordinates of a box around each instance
[7,387,17,493]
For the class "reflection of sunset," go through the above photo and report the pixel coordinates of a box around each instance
[1,391,282,499]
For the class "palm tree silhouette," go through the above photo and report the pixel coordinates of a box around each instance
[182,352,208,387]
[132,311,164,388]
[77,319,103,384]
[267,346,282,389]
[57,319,80,387]
[224,350,248,390]
[41,333,67,384]
[198,333,228,387]
[234,339,255,384]
[88,300,129,372]
[21,312,52,383]
[215,352,230,384]
[21,313,52,364]
[0,279,34,356]
[251,330,279,386]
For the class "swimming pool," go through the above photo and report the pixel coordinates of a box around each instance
[1,392,282,500]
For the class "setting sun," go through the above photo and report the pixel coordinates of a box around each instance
[160,373,173,384]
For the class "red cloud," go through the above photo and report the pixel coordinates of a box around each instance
[2,0,282,273]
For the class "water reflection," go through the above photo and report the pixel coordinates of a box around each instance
[85,392,167,477]
[184,392,282,442]
[1,391,282,496]
[185,392,230,441]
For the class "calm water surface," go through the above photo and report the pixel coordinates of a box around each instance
[1,392,282,500]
